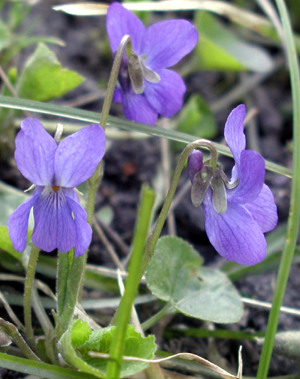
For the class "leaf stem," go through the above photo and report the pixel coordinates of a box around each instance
[70,34,132,304]
[142,303,174,332]
[24,245,40,348]
[256,1,300,378]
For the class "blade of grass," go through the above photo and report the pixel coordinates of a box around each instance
[0,352,97,379]
[106,185,155,379]
[0,319,40,361]
[256,0,300,378]
[0,95,292,178]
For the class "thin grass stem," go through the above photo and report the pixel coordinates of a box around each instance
[106,185,155,379]
[256,0,300,377]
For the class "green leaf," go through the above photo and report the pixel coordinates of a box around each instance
[0,226,22,262]
[59,322,156,378]
[3,35,65,64]
[176,95,217,140]
[17,43,84,101]
[195,12,273,72]
[272,331,300,360]
[146,236,243,323]
[84,325,156,377]
[0,352,97,379]
[71,319,92,349]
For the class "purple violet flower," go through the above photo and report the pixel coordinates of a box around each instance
[8,119,106,257]
[187,104,278,265]
[106,2,199,125]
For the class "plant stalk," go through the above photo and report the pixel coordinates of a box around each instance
[23,245,40,348]
[256,0,300,378]
[56,35,132,338]
[106,185,155,379]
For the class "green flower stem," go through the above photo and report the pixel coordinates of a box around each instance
[24,245,40,348]
[140,139,217,276]
[142,303,174,332]
[106,185,155,379]
[256,1,300,378]
[56,35,132,338]
[68,34,132,303]
[100,34,131,128]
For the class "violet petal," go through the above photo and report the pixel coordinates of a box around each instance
[15,118,56,186]
[142,20,198,70]
[121,91,158,125]
[113,87,122,103]
[67,196,92,257]
[106,2,145,54]
[203,191,267,265]
[144,68,186,117]
[227,150,265,204]
[8,193,39,252]
[224,104,246,165]
[245,184,278,233]
[32,188,76,253]
[54,125,105,188]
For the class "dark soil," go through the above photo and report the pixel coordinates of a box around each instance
[0,1,298,378]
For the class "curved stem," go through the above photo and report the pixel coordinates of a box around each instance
[100,34,131,128]
[73,35,133,301]
[140,139,217,276]
[24,245,40,347]
[56,36,133,338]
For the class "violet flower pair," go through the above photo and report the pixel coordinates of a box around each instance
[188,105,278,265]
[8,119,105,257]
[8,4,277,266]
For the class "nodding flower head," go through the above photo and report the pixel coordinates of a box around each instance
[106,2,198,125]
[8,118,106,257]
[187,105,278,265]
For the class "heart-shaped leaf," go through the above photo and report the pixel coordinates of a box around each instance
[146,236,243,323]
[59,320,156,378]
[18,43,84,101]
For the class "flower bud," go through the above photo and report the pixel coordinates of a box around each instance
[187,150,204,183]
